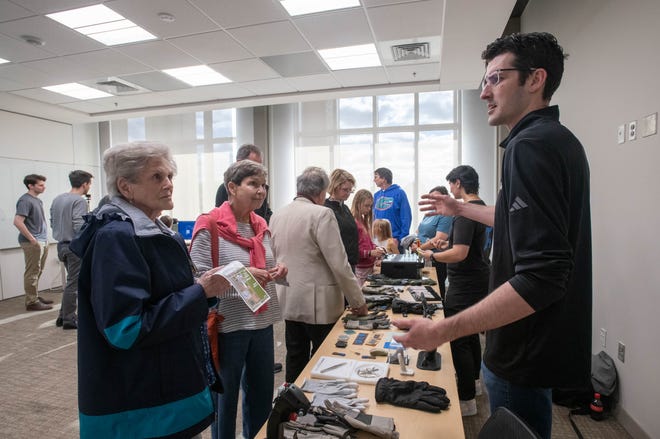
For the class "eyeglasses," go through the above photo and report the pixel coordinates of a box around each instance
[482,68,536,89]
[339,186,355,194]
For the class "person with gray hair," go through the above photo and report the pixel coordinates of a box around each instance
[190,159,287,439]
[70,141,227,439]
[270,166,368,383]
[214,144,272,223]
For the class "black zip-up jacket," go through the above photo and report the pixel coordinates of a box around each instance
[324,198,359,267]
[484,106,592,389]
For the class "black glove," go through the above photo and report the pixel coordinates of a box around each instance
[375,377,450,413]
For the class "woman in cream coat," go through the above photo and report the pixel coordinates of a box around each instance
[270,166,368,383]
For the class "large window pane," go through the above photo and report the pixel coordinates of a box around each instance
[339,134,373,193]
[171,150,201,221]
[212,109,235,138]
[295,145,331,177]
[339,97,372,129]
[418,130,457,200]
[127,117,145,141]
[375,132,416,226]
[195,112,204,140]
[378,94,414,127]
[419,91,454,124]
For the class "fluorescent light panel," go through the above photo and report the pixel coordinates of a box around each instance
[43,83,112,100]
[319,44,381,70]
[162,65,231,86]
[46,4,156,46]
[0,57,9,64]
[281,0,360,16]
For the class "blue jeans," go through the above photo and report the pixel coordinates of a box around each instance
[482,363,552,439]
[211,326,274,439]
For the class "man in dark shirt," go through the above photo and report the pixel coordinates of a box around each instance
[215,144,272,223]
[393,32,591,439]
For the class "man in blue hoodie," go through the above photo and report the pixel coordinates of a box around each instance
[373,167,412,251]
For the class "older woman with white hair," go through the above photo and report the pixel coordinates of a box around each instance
[189,159,287,439]
[270,166,368,383]
[71,141,226,439]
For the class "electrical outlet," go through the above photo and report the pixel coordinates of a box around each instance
[599,328,607,348]
[628,121,637,141]
[618,342,626,363]
[617,124,625,144]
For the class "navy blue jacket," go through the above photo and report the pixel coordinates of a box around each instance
[71,198,214,439]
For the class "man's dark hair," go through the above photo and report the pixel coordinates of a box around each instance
[429,185,449,195]
[481,32,567,101]
[23,174,46,189]
[446,165,480,195]
[236,143,262,161]
[69,170,93,188]
[374,167,393,184]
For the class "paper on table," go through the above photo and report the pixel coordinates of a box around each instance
[214,260,270,312]
[311,356,389,384]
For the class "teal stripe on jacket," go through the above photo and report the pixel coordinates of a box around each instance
[79,387,213,438]
[104,314,141,349]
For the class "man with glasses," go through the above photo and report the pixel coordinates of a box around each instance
[393,32,592,439]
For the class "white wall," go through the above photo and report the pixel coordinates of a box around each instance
[461,89,498,205]
[523,1,660,437]
[0,112,99,300]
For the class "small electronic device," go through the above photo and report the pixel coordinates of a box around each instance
[380,254,424,279]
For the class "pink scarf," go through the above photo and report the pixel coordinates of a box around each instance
[213,202,269,269]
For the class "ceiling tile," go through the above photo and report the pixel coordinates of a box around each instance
[0,33,52,63]
[0,63,57,88]
[62,49,152,77]
[10,0,100,15]
[120,71,189,92]
[286,73,342,92]
[0,0,33,22]
[386,62,440,83]
[167,31,252,64]
[10,87,75,104]
[211,58,279,82]
[361,0,412,6]
[0,16,104,56]
[190,0,288,28]
[261,52,327,77]
[163,83,255,103]
[0,76,27,91]
[22,57,105,85]
[240,78,297,95]
[294,8,372,50]
[333,67,389,87]
[368,0,444,41]
[227,21,310,57]
[115,40,201,69]
[106,0,219,39]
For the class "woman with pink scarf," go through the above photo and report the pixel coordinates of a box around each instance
[190,159,287,439]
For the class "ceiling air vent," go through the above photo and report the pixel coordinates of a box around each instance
[95,77,148,95]
[391,42,430,62]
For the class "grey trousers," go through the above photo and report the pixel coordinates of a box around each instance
[57,242,80,325]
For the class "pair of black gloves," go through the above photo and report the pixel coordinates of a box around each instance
[375,377,450,413]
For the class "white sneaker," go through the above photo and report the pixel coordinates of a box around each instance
[460,398,477,417]
[475,379,483,396]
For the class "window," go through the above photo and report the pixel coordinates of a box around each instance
[295,91,460,227]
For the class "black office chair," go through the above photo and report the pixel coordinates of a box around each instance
[477,407,542,439]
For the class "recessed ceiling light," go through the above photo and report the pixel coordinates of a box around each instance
[162,65,232,87]
[280,0,360,16]
[319,44,381,70]
[0,57,10,64]
[43,83,112,100]
[46,4,156,46]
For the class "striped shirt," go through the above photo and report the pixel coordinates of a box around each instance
[190,222,281,333]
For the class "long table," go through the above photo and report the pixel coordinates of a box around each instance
[256,267,465,438]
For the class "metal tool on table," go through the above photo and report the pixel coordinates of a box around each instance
[397,347,415,376]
